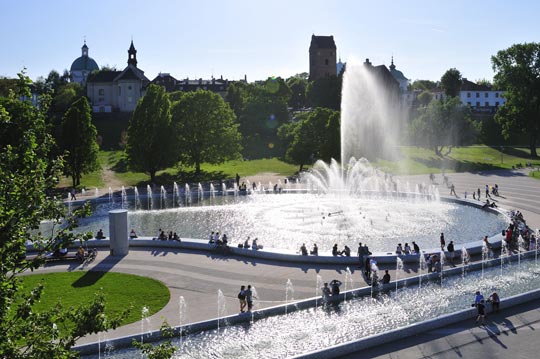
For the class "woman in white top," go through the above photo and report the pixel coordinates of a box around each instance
[396,243,403,255]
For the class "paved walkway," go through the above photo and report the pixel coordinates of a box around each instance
[38,169,540,357]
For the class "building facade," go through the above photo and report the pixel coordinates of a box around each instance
[432,78,505,113]
[151,73,230,97]
[86,41,149,112]
[309,35,337,81]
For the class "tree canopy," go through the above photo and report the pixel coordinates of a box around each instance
[409,97,479,156]
[0,72,124,358]
[279,107,340,171]
[171,90,242,175]
[440,68,462,97]
[59,96,100,187]
[492,42,540,157]
[126,84,176,183]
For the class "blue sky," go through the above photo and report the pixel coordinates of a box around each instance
[1,0,539,83]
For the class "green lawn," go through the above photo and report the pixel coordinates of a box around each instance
[19,271,170,326]
[66,145,540,190]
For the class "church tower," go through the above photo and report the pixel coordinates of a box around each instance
[309,35,337,81]
[128,40,138,67]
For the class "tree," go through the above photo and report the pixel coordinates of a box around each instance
[307,75,342,110]
[59,96,100,187]
[225,81,248,119]
[440,68,462,97]
[171,90,242,175]
[126,84,176,183]
[279,108,340,171]
[286,76,308,110]
[410,79,437,91]
[492,43,540,157]
[0,71,125,358]
[416,90,433,107]
[409,97,479,156]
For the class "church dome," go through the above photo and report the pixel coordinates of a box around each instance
[70,43,99,72]
[70,56,99,72]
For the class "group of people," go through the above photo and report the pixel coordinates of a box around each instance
[332,243,351,256]
[321,279,343,301]
[154,228,181,241]
[395,241,421,255]
[300,243,318,255]
[237,284,256,313]
[208,231,229,247]
[472,290,500,325]
[241,236,260,250]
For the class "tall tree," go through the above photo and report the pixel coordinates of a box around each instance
[440,68,462,97]
[279,107,340,171]
[171,90,242,175]
[307,75,342,110]
[410,79,438,91]
[59,96,100,186]
[0,72,124,358]
[410,97,479,156]
[286,76,308,110]
[126,84,176,183]
[492,43,540,157]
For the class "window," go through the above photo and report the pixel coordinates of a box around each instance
[98,97,104,103]
[118,86,121,96]
[485,92,488,98]
[98,89,104,96]
[128,85,132,90]
[325,59,329,65]
[476,102,480,107]
[127,96,133,103]
[495,93,499,98]
[467,92,471,98]
[495,102,500,107]
[476,92,480,98]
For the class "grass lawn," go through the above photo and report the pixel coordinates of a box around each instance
[68,145,540,190]
[19,271,170,327]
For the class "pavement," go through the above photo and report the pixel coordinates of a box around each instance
[34,169,540,357]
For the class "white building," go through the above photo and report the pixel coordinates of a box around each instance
[432,78,505,113]
[86,41,149,112]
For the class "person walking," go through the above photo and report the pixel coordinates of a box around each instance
[450,184,457,197]
[440,233,446,251]
[476,299,486,326]
[245,284,256,312]
[238,285,247,313]
[447,241,455,264]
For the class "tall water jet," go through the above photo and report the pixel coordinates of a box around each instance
[340,59,403,164]
[108,187,113,204]
[121,186,127,208]
[94,187,99,197]
[395,257,403,294]
[134,186,140,210]
[217,290,226,331]
[160,185,167,209]
[140,306,150,345]
[178,296,187,352]
[222,182,227,196]
[210,183,216,198]
[344,267,353,303]
[285,279,294,314]
[439,250,445,285]
[500,240,509,276]
[461,247,470,278]
[481,241,489,279]
[315,274,323,309]
[185,184,191,206]
[173,182,179,208]
[146,185,153,210]
[518,235,525,269]
[198,183,204,201]
[418,253,426,291]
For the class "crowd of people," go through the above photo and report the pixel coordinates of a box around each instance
[237,284,257,313]
[153,228,181,241]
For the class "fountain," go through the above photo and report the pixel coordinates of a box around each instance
[121,186,127,208]
[461,247,470,278]
[518,235,525,269]
[395,257,403,294]
[133,187,140,210]
[217,290,226,331]
[94,187,99,197]
[344,267,353,303]
[315,274,323,309]
[198,183,203,201]
[140,306,150,345]
[160,185,167,209]
[481,241,489,279]
[418,253,426,291]
[173,182,179,208]
[108,187,113,204]
[178,296,187,352]
[209,183,216,198]
[285,279,294,314]
[184,184,191,206]
[146,185,153,210]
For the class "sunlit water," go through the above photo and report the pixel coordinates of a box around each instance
[52,192,506,253]
[85,259,540,359]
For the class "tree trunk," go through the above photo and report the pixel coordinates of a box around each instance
[298,164,304,172]
[195,162,201,176]
[530,135,538,158]
[72,176,76,188]
[150,171,156,184]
